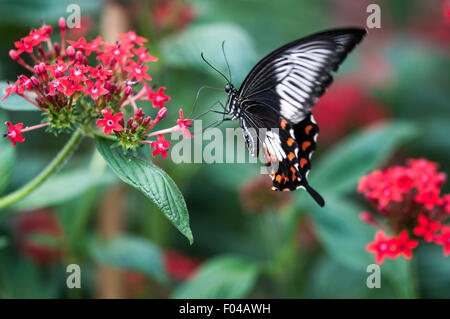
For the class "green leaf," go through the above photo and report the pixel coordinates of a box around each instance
[310,193,374,270]
[11,169,115,211]
[89,236,167,283]
[172,255,260,299]
[159,23,258,85]
[0,110,16,194]
[0,82,39,111]
[416,244,450,298]
[0,236,8,249]
[311,122,416,194]
[95,137,193,244]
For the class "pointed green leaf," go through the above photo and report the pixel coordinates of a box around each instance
[95,137,193,244]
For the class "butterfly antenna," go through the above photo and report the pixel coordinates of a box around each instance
[221,41,232,83]
[201,52,230,83]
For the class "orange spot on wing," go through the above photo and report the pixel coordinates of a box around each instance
[280,119,288,130]
[288,152,295,161]
[300,158,308,168]
[287,138,295,147]
[275,175,282,183]
[302,141,311,151]
[305,125,313,135]
[290,166,296,180]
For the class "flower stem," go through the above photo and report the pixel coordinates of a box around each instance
[0,128,83,211]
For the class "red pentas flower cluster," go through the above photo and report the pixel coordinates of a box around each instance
[2,17,192,157]
[358,159,450,264]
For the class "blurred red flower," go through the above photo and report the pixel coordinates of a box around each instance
[14,209,64,264]
[240,175,292,213]
[4,121,25,146]
[163,249,202,281]
[366,230,397,265]
[68,15,93,39]
[313,80,388,144]
[359,159,449,264]
[151,0,195,32]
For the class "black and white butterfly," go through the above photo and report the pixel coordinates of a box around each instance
[203,28,366,207]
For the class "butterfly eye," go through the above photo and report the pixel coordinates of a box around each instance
[225,84,231,93]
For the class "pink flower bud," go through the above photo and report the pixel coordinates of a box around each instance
[127,118,134,128]
[75,51,84,63]
[134,108,144,121]
[30,76,39,87]
[38,62,47,75]
[360,211,378,226]
[66,45,75,58]
[34,65,41,76]
[9,49,19,60]
[54,42,61,55]
[124,86,133,96]
[58,17,66,31]
[157,107,167,119]
[143,117,151,127]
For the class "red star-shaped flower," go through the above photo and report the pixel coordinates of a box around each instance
[1,80,20,101]
[67,37,89,51]
[67,63,88,83]
[366,230,397,265]
[85,36,103,56]
[177,109,193,139]
[88,65,113,80]
[46,58,73,78]
[4,121,25,146]
[149,87,170,109]
[150,134,171,158]
[132,47,158,63]
[60,79,84,96]
[14,39,34,55]
[84,80,109,100]
[118,31,147,46]
[413,214,441,242]
[96,108,123,135]
[48,78,66,96]
[124,60,152,82]
[390,230,418,259]
[434,225,450,256]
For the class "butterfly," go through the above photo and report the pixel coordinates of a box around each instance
[203,28,366,207]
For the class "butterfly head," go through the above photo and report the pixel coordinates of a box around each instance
[224,83,234,94]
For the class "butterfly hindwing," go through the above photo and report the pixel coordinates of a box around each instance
[265,113,324,207]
